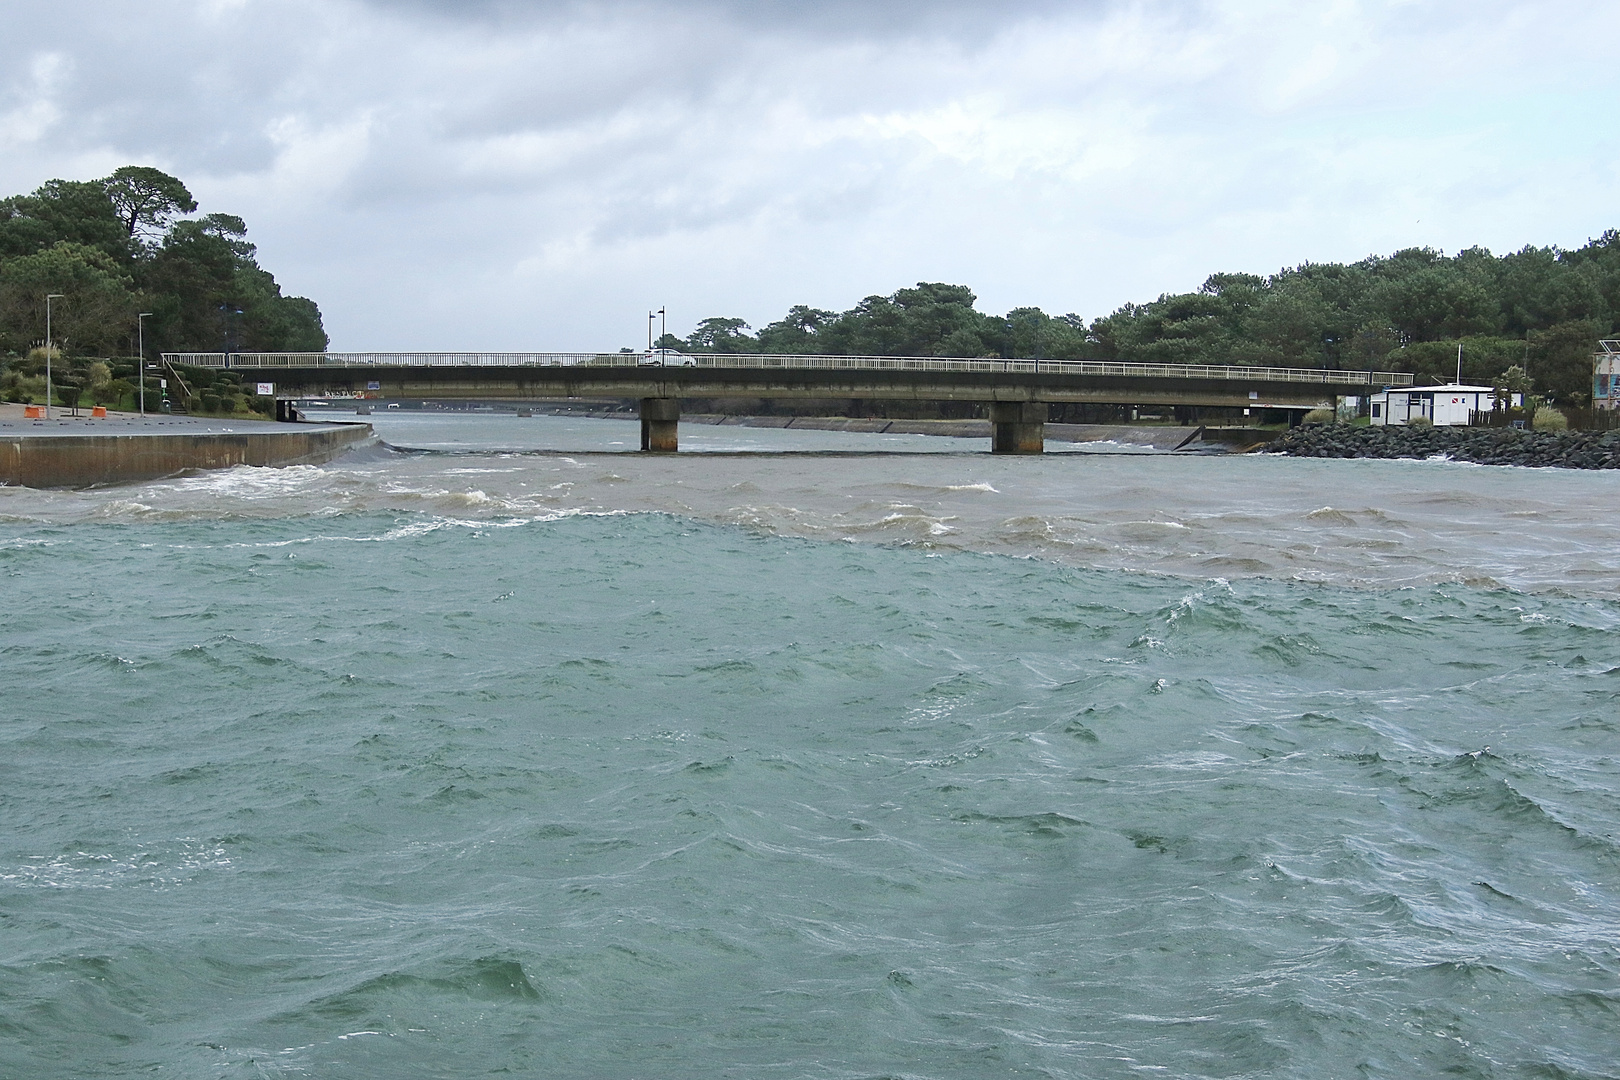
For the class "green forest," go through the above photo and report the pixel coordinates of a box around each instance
[665,239,1620,405]
[0,165,325,414]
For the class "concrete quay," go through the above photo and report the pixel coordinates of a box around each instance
[0,405,374,488]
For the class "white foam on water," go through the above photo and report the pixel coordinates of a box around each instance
[164,464,329,499]
[5,415,1620,594]
[1,840,232,890]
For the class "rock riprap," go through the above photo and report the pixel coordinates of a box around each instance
[1265,424,1620,469]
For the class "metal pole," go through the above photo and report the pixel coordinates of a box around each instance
[137,313,153,416]
[659,306,666,349]
[648,311,655,351]
[45,294,64,420]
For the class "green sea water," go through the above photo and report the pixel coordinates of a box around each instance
[2,419,1618,1078]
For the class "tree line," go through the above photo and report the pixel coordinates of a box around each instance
[0,166,325,413]
[0,166,326,357]
[4,164,1613,408]
[662,239,1620,405]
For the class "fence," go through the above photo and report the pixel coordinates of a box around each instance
[1560,407,1620,432]
[1471,407,1620,431]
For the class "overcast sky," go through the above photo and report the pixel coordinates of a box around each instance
[4,0,1617,350]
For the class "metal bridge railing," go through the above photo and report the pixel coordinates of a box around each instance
[163,351,1415,387]
[164,351,607,369]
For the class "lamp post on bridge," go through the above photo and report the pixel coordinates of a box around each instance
[45,293,64,420]
[648,306,667,351]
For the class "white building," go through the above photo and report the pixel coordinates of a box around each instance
[1369,384,1521,426]
[1595,340,1619,411]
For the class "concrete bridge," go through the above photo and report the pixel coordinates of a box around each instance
[167,351,1414,453]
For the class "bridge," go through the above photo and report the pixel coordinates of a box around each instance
[166,351,1415,453]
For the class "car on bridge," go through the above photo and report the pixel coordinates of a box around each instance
[640,348,695,367]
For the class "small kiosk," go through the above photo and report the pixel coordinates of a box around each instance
[1369,384,1520,426]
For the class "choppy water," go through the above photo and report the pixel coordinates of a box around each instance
[2,413,1617,1079]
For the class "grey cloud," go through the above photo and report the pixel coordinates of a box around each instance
[4,0,1108,202]
[4,0,1616,352]
[2,3,361,174]
[362,0,1111,42]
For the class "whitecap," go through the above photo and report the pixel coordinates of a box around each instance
[90,500,157,518]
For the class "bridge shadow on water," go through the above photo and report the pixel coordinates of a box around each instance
[367,443,1176,458]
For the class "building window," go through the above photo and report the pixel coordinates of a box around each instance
[1371,404,1382,418]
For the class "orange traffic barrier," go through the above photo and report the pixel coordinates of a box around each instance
[91,406,107,418]
[24,406,42,419]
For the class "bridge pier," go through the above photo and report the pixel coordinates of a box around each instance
[640,397,680,452]
[990,401,1045,453]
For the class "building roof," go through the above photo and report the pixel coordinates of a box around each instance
[1378,384,1500,394]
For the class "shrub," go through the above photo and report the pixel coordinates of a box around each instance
[1532,406,1569,431]
[1407,415,1432,428]
[1302,408,1334,425]
[101,378,134,406]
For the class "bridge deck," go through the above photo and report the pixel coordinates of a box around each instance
[168,351,1413,390]
[159,351,1410,453]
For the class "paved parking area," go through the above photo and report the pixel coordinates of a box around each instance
[0,404,353,437]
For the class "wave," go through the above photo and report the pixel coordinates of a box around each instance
[3,502,1618,1079]
[3,425,1620,595]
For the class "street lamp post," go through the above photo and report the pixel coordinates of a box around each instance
[137,312,154,416]
[45,293,64,420]
[646,307,668,352]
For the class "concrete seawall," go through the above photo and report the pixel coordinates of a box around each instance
[0,421,374,489]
